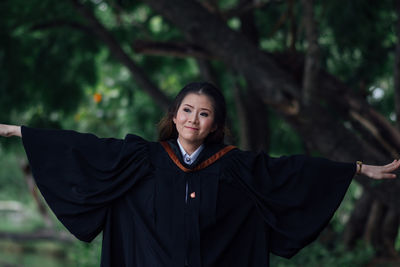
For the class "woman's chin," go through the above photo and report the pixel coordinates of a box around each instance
[180,135,204,145]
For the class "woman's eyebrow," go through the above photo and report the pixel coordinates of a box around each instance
[183,103,212,112]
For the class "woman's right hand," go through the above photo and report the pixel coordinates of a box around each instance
[0,124,22,137]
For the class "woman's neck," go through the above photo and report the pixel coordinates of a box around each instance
[177,138,202,155]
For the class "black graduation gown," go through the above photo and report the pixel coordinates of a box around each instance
[21,126,356,267]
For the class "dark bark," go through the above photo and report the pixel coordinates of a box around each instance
[21,162,53,228]
[133,40,213,59]
[288,0,297,51]
[364,200,387,256]
[196,59,218,85]
[236,0,270,152]
[382,208,400,257]
[30,20,93,35]
[200,0,220,14]
[234,84,250,149]
[301,0,320,106]
[343,191,399,257]
[223,0,270,19]
[343,191,373,249]
[395,0,400,129]
[238,0,260,45]
[234,85,269,152]
[69,0,171,111]
[360,201,399,258]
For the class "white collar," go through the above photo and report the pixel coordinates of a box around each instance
[177,139,204,165]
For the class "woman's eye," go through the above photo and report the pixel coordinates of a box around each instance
[183,108,191,113]
[200,112,209,117]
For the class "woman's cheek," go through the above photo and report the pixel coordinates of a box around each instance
[202,118,212,131]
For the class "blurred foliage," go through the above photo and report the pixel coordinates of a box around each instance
[69,237,102,267]
[1,0,397,142]
[271,241,374,267]
[0,0,399,266]
[0,240,77,267]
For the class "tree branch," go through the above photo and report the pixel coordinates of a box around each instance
[200,0,220,14]
[274,52,400,154]
[320,70,400,154]
[301,0,320,106]
[238,0,260,45]
[30,20,93,35]
[236,0,270,152]
[143,0,300,108]
[394,0,400,130]
[68,0,171,111]
[223,0,271,19]
[133,40,214,59]
[0,229,74,243]
[288,0,296,51]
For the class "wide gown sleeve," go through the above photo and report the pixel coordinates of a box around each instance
[229,151,355,258]
[21,126,152,242]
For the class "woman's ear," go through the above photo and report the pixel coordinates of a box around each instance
[173,116,177,124]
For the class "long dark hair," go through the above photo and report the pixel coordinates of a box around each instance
[158,82,226,144]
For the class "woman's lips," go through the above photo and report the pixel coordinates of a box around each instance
[185,126,199,130]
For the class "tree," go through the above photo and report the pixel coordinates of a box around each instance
[2,0,400,261]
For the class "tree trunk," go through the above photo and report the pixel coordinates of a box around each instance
[350,199,399,258]
[344,190,399,257]
[196,59,218,85]
[364,200,388,257]
[288,0,297,52]
[236,0,270,152]
[343,191,373,249]
[142,0,400,213]
[20,161,54,229]
[381,208,400,257]
[234,84,269,152]
[394,0,400,129]
[301,0,320,106]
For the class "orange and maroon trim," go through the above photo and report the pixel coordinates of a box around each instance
[160,141,236,172]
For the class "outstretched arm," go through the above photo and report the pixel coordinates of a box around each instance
[359,159,400,180]
[0,124,22,137]
[2,123,398,179]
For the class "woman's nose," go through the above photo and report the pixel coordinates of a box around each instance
[189,112,199,123]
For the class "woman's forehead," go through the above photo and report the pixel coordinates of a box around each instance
[181,93,214,110]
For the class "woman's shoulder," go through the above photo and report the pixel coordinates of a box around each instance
[221,146,258,160]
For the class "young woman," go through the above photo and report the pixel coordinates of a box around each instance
[0,82,399,267]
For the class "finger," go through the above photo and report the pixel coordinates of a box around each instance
[385,163,400,172]
[380,173,397,179]
[383,160,400,171]
[392,159,400,169]
[384,159,398,167]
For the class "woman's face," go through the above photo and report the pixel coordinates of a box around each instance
[173,93,216,148]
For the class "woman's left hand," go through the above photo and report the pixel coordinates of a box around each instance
[361,159,400,180]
